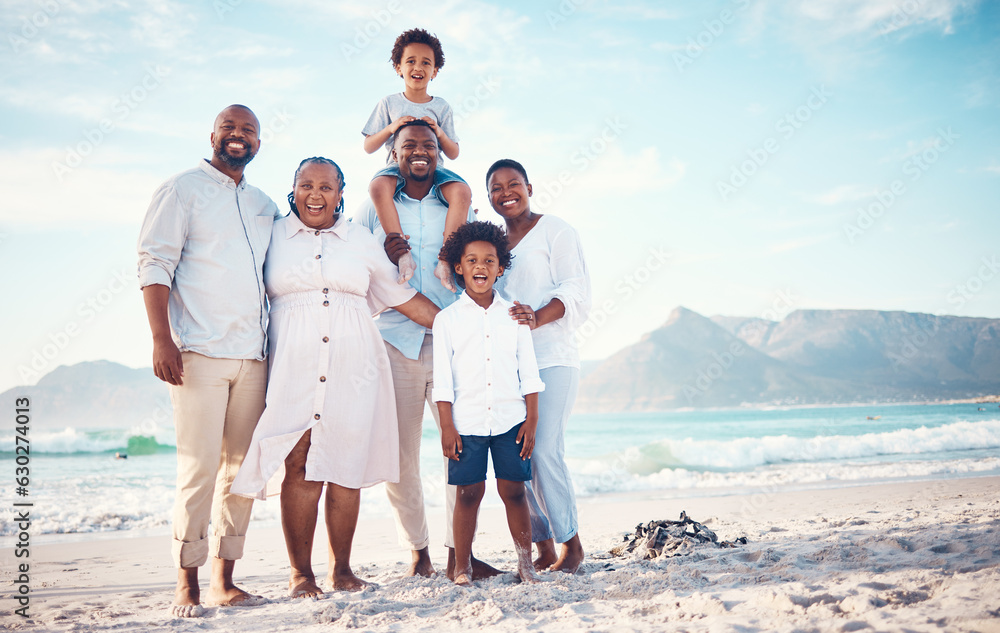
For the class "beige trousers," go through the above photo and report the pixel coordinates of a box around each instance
[384,335,461,550]
[169,352,266,567]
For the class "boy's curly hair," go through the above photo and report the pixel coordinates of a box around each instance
[440,222,513,287]
[391,28,445,69]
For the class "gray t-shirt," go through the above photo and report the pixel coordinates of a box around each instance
[362,93,458,164]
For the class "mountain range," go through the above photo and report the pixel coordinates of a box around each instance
[3,307,998,423]
[575,307,999,412]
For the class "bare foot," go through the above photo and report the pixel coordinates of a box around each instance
[289,573,324,599]
[204,585,265,607]
[533,539,558,571]
[446,548,505,581]
[171,568,203,617]
[407,547,435,577]
[169,603,205,618]
[453,565,474,587]
[472,555,504,579]
[517,562,542,584]
[327,569,368,592]
[550,535,585,574]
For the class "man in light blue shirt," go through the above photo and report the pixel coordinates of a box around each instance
[357,121,496,580]
[137,104,278,617]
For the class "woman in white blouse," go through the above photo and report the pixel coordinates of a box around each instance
[231,157,438,596]
[488,159,592,574]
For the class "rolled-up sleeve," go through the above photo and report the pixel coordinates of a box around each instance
[137,184,187,289]
[431,316,456,403]
[516,323,545,396]
[548,226,591,332]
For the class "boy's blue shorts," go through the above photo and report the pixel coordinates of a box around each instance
[372,163,466,208]
[448,422,532,486]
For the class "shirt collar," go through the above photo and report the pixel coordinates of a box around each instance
[198,159,247,190]
[457,289,508,312]
[396,184,441,204]
[284,212,349,240]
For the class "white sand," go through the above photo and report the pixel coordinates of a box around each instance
[4,476,999,632]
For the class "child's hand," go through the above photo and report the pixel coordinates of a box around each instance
[434,259,456,292]
[516,419,536,460]
[389,116,417,133]
[397,251,416,284]
[419,116,441,136]
[509,301,537,329]
[441,425,463,461]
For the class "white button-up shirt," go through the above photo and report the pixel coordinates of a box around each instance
[137,160,279,359]
[432,292,545,436]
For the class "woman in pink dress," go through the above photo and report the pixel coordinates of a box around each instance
[232,157,438,596]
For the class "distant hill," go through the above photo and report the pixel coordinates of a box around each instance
[712,310,1000,394]
[576,307,999,412]
[0,361,170,429]
[5,307,999,420]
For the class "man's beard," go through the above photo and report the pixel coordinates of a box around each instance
[214,138,257,169]
[404,158,433,182]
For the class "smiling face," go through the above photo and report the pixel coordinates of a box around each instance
[210,106,260,172]
[394,124,439,183]
[395,42,438,92]
[455,240,503,303]
[488,166,533,220]
[293,162,343,230]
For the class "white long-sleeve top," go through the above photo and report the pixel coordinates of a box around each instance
[432,292,545,437]
[495,215,591,369]
[136,160,279,359]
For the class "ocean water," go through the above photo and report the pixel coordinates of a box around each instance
[2,403,998,541]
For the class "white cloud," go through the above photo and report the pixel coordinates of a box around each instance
[767,233,838,254]
[0,149,164,227]
[881,134,951,163]
[586,4,680,21]
[791,0,977,39]
[214,45,296,60]
[804,184,875,205]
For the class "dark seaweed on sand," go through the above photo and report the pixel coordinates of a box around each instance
[610,511,749,559]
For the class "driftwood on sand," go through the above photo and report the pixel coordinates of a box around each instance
[609,511,749,560]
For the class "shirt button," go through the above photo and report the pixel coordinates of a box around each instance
[314,414,321,420]
[322,337,329,342]
[314,230,320,236]
[319,376,326,382]
[315,254,322,259]
[323,300,330,306]
[323,288,329,293]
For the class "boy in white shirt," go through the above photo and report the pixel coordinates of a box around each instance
[432,222,545,586]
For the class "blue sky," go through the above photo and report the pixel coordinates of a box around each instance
[0,0,997,392]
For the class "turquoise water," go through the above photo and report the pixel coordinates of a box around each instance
[2,402,998,538]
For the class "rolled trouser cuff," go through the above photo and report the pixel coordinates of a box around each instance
[212,534,246,560]
[173,537,209,568]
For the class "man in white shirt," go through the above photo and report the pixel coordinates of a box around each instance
[137,104,278,618]
[356,121,496,580]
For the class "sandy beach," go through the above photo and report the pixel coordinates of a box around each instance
[4,476,999,632]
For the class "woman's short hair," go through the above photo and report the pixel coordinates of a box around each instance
[486,158,530,188]
[287,156,346,217]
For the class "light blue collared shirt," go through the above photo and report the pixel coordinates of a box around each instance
[137,159,280,360]
[355,185,473,360]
